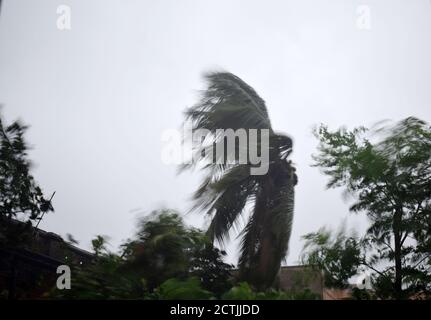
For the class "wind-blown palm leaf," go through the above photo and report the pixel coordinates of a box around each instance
[205,165,257,244]
[186,72,272,131]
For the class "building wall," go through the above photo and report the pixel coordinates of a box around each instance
[277,266,324,298]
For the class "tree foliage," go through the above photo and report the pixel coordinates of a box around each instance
[154,277,213,300]
[222,282,319,300]
[50,209,233,299]
[0,112,53,247]
[301,226,361,288]
[313,117,431,299]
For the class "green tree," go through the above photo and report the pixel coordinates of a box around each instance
[122,209,233,292]
[188,234,233,297]
[0,112,54,247]
[313,117,431,299]
[155,277,213,300]
[51,210,233,299]
[122,209,200,289]
[183,72,297,290]
[301,226,361,289]
[50,235,146,299]
[222,282,319,300]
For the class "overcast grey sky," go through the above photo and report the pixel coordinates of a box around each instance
[0,0,430,265]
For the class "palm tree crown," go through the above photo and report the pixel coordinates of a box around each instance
[183,72,297,290]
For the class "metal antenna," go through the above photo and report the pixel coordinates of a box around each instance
[35,191,56,230]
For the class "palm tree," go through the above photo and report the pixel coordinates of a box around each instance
[182,72,297,290]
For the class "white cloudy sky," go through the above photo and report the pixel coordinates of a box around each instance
[0,0,430,265]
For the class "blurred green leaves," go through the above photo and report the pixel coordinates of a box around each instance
[312,117,431,299]
[301,226,361,289]
[0,111,54,248]
[50,209,233,299]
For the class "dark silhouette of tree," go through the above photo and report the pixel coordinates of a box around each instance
[121,209,199,289]
[50,209,233,299]
[51,234,147,299]
[0,111,54,247]
[183,72,297,290]
[121,209,232,291]
[313,117,431,299]
[188,233,233,297]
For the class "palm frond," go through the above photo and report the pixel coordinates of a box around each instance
[204,165,257,244]
[186,72,272,132]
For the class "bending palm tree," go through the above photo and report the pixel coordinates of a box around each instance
[183,72,297,290]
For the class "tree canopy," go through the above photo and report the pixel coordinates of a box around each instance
[312,117,431,299]
[0,112,54,247]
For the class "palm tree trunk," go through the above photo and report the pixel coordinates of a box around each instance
[255,227,280,290]
[245,175,284,291]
